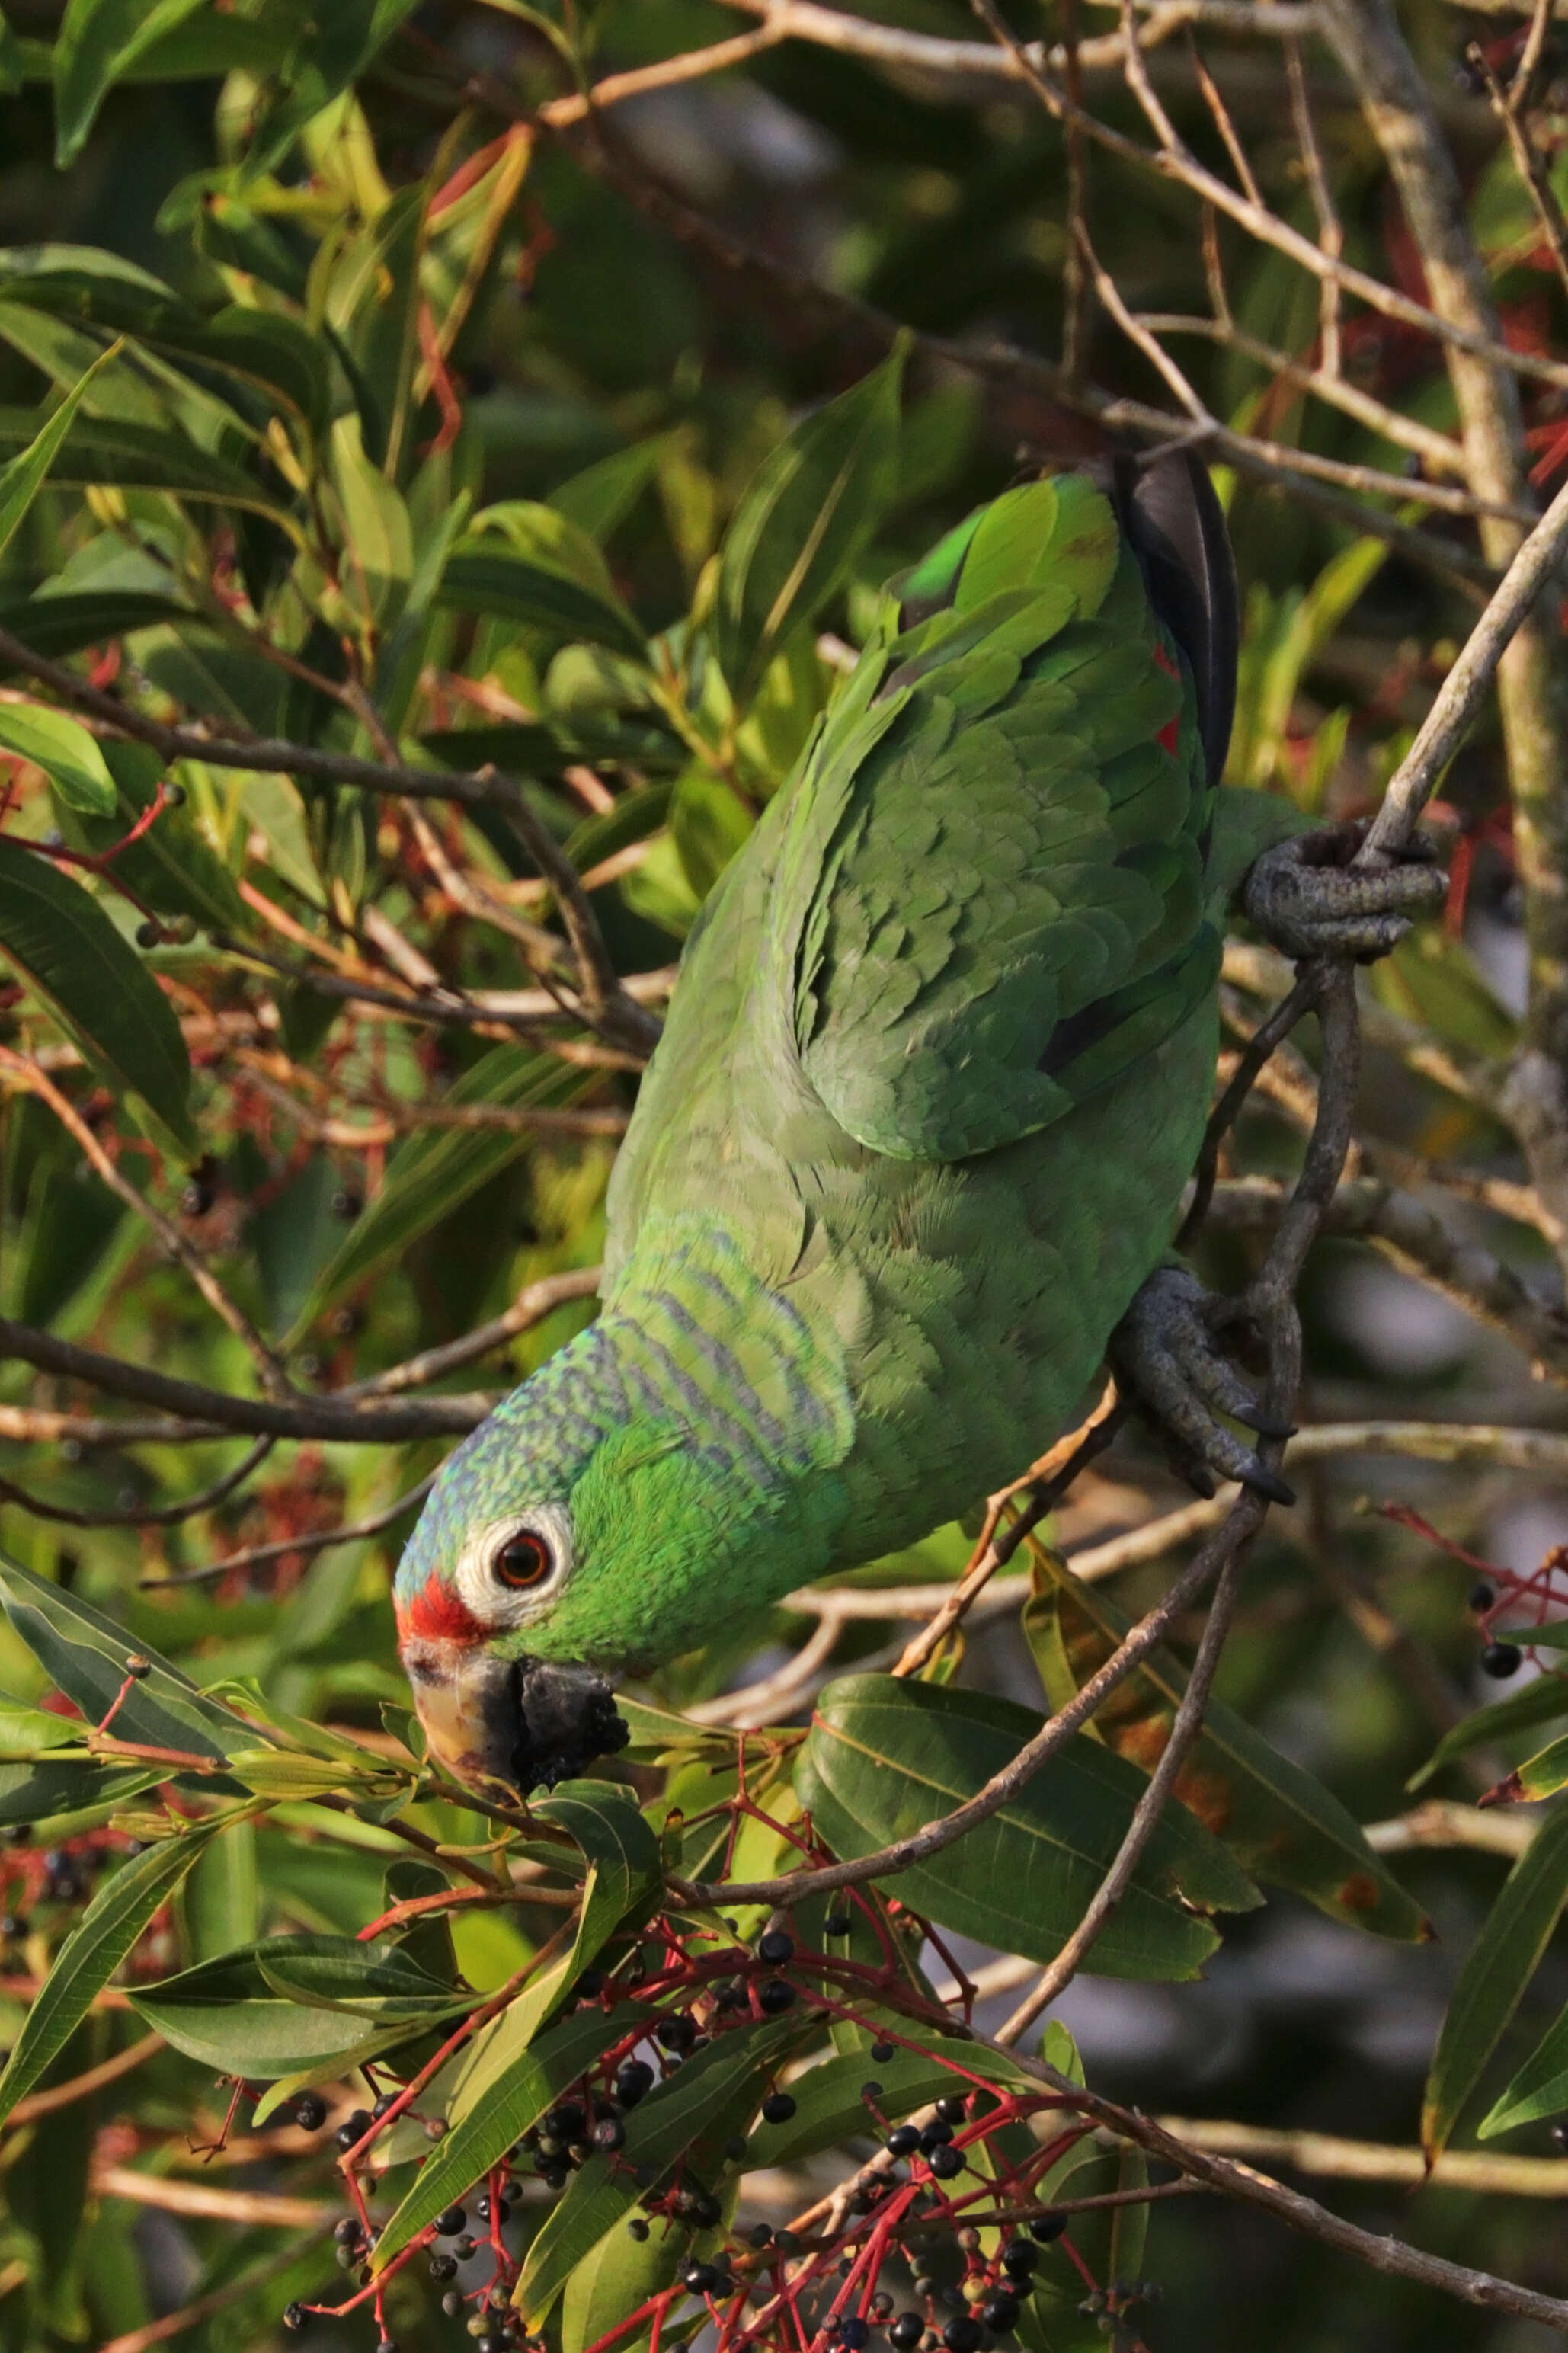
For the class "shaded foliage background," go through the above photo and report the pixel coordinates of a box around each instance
[0,2,1565,2351]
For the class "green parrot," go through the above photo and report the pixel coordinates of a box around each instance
[394,451,1442,1792]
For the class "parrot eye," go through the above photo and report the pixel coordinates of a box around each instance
[454,1504,574,1629]
[493,1529,553,1590]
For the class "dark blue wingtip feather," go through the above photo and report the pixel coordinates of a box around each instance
[1111,446,1240,791]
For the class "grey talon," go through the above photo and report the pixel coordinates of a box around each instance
[1244,1461,1297,1508]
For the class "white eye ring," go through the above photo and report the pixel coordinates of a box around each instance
[453,1504,574,1630]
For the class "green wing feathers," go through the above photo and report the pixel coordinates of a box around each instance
[788,472,1223,1164]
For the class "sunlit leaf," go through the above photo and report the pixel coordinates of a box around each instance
[798,1675,1261,1984]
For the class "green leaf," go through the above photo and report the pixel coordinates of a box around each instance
[1408,1674,1568,1791]
[241,0,425,179]
[1485,1730,1568,1804]
[1481,1988,1568,2139]
[1025,1552,1429,1939]
[0,1757,157,1833]
[0,591,194,674]
[53,0,209,167]
[130,1935,446,2078]
[256,1935,462,2019]
[715,340,905,701]
[797,1676,1262,1985]
[292,1045,589,1336]
[561,2213,683,2353]
[0,1548,258,1762]
[0,341,120,561]
[184,1814,259,1961]
[514,2020,801,2324]
[0,835,194,1149]
[670,767,754,903]
[748,2047,965,2169]
[1422,1806,1568,2159]
[439,540,646,661]
[501,1781,661,2045]
[549,436,674,543]
[0,1810,238,2124]
[0,406,297,529]
[373,2005,630,2269]
[0,702,115,815]
[90,741,248,936]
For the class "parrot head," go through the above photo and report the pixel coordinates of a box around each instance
[392,1313,838,1795]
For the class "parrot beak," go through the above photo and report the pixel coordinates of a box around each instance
[402,1643,630,1797]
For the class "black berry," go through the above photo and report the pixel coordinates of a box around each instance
[887,2124,922,2156]
[428,2254,457,2283]
[1482,1641,1523,1678]
[927,2145,963,2179]
[478,2336,509,2353]
[980,2295,1019,2332]
[757,1930,794,1966]
[891,2317,924,2351]
[475,2194,510,2224]
[593,2114,626,2151]
[1029,2211,1069,2243]
[871,2041,895,2063]
[290,2092,327,2132]
[333,2219,362,2246]
[136,920,162,949]
[658,2014,697,2052]
[1000,2242,1038,2277]
[627,2218,650,2240]
[283,2305,306,2332]
[617,2060,654,2106]
[761,2092,797,2124]
[759,1980,796,2014]
[435,2207,466,2236]
[453,2236,477,2260]
[919,2122,954,2150]
[683,2262,720,2294]
[942,2322,982,2353]
[825,1911,853,1936]
[933,2097,967,2124]
[335,2108,372,2152]
[840,2320,869,2348]
[546,2102,585,2140]
[1470,1581,1496,1612]
[747,2224,773,2249]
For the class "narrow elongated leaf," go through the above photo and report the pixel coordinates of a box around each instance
[798,1676,1261,1985]
[88,741,248,936]
[1408,1674,1568,1791]
[0,1549,257,1762]
[130,1936,444,2077]
[0,408,294,525]
[1481,1992,1568,2139]
[0,591,193,672]
[0,341,118,559]
[1026,1554,1428,1939]
[0,835,193,1147]
[0,702,115,813]
[53,0,210,166]
[1423,1806,1568,2159]
[715,341,905,699]
[256,1936,462,2019]
[373,2006,630,2269]
[438,546,646,661]
[0,1811,236,2124]
[499,1782,661,2047]
[292,1045,587,1336]
[514,2021,801,2323]
[561,2214,683,2353]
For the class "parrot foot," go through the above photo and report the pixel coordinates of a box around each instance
[1109,1264,1295,1506]
[1242,820,1446,962]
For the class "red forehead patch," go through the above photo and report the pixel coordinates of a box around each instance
[396,1572,486,1647]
